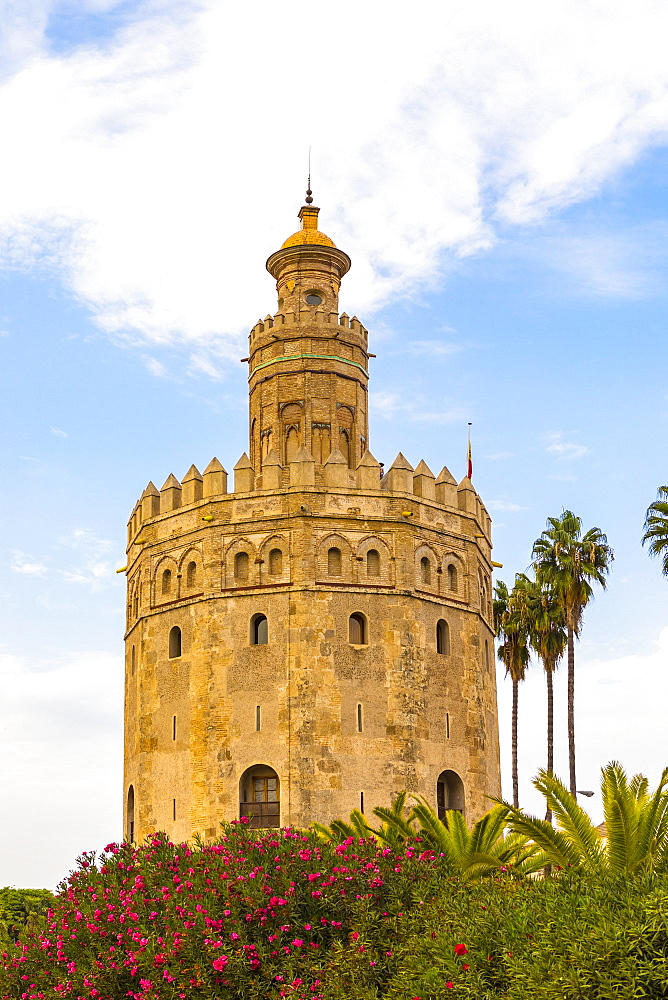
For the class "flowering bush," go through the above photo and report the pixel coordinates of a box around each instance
[3,823,668,999]
[0,823,454,1000]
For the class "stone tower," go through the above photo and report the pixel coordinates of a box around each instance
[123,196,500,843]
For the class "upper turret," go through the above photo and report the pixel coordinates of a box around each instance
[266,197,351,317]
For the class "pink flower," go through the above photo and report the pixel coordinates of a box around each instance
[212,955,228,971]
[446,983,453,990]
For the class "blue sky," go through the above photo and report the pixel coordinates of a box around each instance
[2,0,668,888]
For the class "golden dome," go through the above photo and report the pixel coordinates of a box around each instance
[279,204,336,249]
[281,228,336,249]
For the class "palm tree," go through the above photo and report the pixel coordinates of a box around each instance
[408,798,546,881]
[532,511,613,796]
[516,573,567,821]
[502,762,668,875]
[642,486,668,576]
[494,578,531,808]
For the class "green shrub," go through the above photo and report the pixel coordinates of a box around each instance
[0,889,53,949]
[3,821,668,999]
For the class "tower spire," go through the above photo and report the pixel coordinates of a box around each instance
[305,147,313,204]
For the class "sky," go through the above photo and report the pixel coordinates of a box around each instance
[1,0,668,889]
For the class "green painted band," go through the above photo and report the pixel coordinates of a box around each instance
[250,353,368,377]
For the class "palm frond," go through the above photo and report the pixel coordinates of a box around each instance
[533,770,602,868]
[501,807,584,869]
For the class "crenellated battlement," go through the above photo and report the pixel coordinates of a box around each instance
[126,450,491,548]
[249,310,368,344]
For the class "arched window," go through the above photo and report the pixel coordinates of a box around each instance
[349,613,367,645]
[161,568,172,595]
[285,425,299,463]
[447,564,458,591]
[328,547,342,576]
[235,551,249,581]
[239,765,280,829]
[186,561,197,588]
[420,556,431,585]
[436,619,450,655]
[169,625,182,658]
[366,549,380,577]
[268,548,282,575]
[282,403,303,464]
[338,428,350,465]
[436,769,465,819]
[251,614,268,645]
[126,785,135,842]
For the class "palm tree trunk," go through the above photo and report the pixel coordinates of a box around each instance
[545,665,553,823]
[512,677,519,808]
[567,625,576,796]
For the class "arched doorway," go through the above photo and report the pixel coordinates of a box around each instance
[239,765,280,829]
[436,769,465,819]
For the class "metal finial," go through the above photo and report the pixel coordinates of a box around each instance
[305,147,313,204]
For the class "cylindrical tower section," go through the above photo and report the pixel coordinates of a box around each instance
[248,205,368,472]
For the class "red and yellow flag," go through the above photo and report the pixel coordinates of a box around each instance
[467,423,473,480]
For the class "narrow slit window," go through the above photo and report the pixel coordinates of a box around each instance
[484,639,490,670]
[420,556,431,585]
[357,704,363,732]
[127,785,135,843]
[255,705,261,731]
[360,791,365,814]
[446,712,450,739]
[131,645,136,675]
[173,798,176,821]
[172,715,177,741]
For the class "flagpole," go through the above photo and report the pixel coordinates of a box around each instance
[467,423,472,480]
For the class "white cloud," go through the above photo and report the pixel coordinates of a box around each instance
[50,425,67,437]
[487,499,528,512]
[370,389,465,425]
[144,356,171,379]
[56,528,122,591]
[517,220,668,299]
[485,451,513,461]
[10,549,47,576]
[392,339,463,359]
[0,2,667,351]
[0,648,123,889]
[543,431,589,459]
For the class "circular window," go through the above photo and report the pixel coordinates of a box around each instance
[305,293,322,306]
